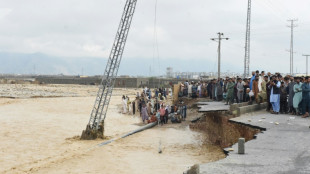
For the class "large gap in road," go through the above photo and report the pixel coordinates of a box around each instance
[190,111,263,151]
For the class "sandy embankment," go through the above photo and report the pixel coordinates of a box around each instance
[0,84,224,174]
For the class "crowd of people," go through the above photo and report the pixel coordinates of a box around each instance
[122,87,187,125]
[120,70,310,125]
[179,70,310,117]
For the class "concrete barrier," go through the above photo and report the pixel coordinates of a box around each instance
[238,138,245,154]
[231,102,267,116]
[230,102,249,111]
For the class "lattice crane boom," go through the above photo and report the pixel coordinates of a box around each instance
[244,0,251,78]
[81,0,138,139]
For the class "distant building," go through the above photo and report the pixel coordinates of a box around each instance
[166,67,173,78]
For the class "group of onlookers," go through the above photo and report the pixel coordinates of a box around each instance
[122,86,187,125]
[179,70,310,117]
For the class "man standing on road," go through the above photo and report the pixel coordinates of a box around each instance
[288,77,296,114]
[226,78,235,105]
[216,80,223,101]
[293,77,303,115]
[212,79,217,101]
[207,80,213,99]
[301,77,310,118]
[188,82,192,98]
[258,75,268,103]
[250,71,256,90]
[237,78,244,103]
[280,82,288,114]
[252,76,260,103]
[269,76,281,114]
[258,71,265,92]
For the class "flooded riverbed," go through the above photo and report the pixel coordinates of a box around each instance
[0,84,225,174]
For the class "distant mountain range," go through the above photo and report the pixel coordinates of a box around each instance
[0,52,106,75]
[0,52,237,76]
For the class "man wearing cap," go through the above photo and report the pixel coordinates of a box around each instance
[269,75,281,114]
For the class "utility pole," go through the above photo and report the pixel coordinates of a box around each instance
[303,54,310,76]
[244,0,251,78]
[285,49,296,73]
[211,33,229,80]
[287,19,298,75]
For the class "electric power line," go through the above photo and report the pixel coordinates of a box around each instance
[152,0,160,77]
[211,32,229,79]
[287,19,298,74]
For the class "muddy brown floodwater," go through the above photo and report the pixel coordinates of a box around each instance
[0,84,225,174]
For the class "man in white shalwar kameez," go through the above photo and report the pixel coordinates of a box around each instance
[123,98,127,113]
[258,71,265,92]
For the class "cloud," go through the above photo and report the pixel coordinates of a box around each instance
[0,8,12,19]
[0,0,310,74]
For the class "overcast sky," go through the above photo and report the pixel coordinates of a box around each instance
[0,0,310,74]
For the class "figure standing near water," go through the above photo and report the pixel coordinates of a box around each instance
[122,95,127,114]
[126,96,131,113]
[159,105,166,125]
[132,98,136,115]
[141,104,149,123]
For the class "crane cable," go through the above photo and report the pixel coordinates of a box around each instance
[153,0,160,79]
